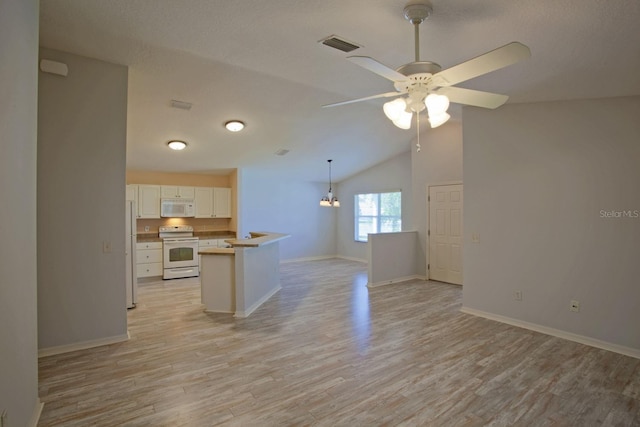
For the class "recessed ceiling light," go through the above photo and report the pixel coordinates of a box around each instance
[167,140,187,150]
[225,120,245,132]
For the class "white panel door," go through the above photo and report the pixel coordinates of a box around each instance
[428,184,463,285]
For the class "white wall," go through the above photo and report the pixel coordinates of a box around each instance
[368,231,419,286]
[410,123,463,276]
[237,168,336,260]
[336,151,413,261]
[463,97,640,351]
[38,49,129,351]
[0,1,41,425]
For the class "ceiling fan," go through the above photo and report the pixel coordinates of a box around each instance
[323,0,531,151]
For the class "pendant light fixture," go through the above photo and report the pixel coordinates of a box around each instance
[320,159,340,207]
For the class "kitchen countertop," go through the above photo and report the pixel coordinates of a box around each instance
[136,234,162,243]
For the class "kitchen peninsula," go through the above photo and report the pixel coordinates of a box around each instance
[199,232,290,317]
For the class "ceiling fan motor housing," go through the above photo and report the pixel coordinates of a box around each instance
[395,61,442,78]
[403,1,432,24]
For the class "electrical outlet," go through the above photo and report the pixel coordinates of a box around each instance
[144,226,150,232]
[570,300,580,312]
[514,291,523,301]
[102,241,112,253]
[471,233,480,243]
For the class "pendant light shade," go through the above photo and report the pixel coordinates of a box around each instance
[320,159,340,207]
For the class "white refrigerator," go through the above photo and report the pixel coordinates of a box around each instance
[125,200,138,308]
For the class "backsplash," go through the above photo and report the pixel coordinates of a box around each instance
[136,217,232,234]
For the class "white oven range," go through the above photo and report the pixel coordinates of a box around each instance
[159,225,199,279]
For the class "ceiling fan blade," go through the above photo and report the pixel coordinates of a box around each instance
[431,42,531,87]
[322,91,403,108]
[347,56,408,82]
[436,86,508,109]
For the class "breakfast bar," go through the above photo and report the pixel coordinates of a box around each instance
[199,231,290,317]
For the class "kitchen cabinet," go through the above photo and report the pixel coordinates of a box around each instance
[160,185,195,199]
[213,187,232,218]
[194,187,214,218]
[136,241,163,278]
[138,185,161,218]
[194,187,232,218]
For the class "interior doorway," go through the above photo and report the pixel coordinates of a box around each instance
[428,184,463,285]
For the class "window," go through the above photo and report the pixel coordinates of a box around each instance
[354,191,402,242]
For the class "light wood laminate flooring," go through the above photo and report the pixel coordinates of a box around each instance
[38,259,640,426]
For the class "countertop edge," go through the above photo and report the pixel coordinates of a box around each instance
[224,232,290,247]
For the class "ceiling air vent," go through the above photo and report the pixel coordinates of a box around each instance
[319,35,361,53]
[170,99,193,110]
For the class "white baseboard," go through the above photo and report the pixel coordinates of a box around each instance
[234,285,281,318]
[280,255,336,263]
[368,275,425,288]
[38,333,130,358]
[29,400,44,427]
[335,255,367,263]
[203,309,234,314]
[460,306,640,360]
[280,255,368,264]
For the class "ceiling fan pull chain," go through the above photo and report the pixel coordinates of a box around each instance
[416,112,421,152]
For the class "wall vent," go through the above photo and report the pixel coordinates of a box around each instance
[319,35,361,53]
[170,99,193,110]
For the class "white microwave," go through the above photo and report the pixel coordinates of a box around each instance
[160,198,195,218]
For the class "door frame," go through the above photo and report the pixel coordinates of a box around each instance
[426,181,463,282]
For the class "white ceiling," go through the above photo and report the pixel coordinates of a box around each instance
[39,0,640,182]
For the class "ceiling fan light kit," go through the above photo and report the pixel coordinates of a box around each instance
[323,0,531,151]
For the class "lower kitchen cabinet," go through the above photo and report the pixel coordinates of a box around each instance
[136,241,163,278]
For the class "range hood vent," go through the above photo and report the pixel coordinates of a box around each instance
[319,35,361,53]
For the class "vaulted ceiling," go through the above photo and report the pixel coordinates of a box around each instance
[39,0,640,181]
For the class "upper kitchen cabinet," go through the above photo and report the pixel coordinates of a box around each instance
[160,185,195,199]
[194,187,213,218]
[213,187,231,218]
[138,185,161,218]
[194,187,231,218]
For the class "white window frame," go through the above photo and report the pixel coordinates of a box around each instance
[354,191,402,242]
